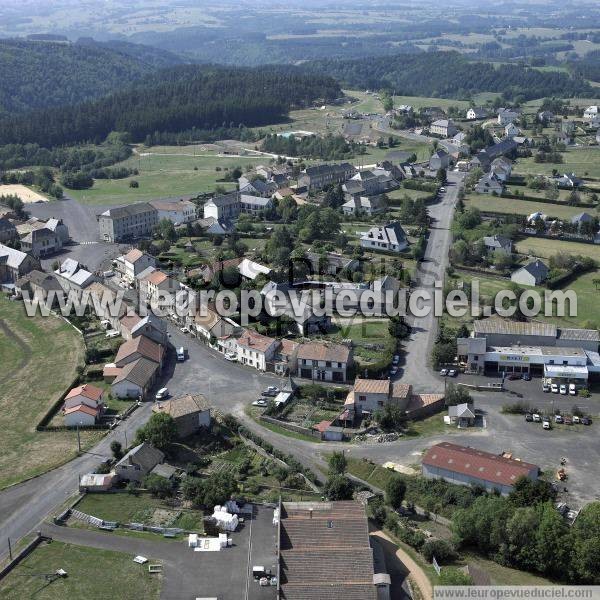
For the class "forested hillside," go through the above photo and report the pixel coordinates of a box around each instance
[307,51,593,101]
[0,65,341,147]
[0,39,162,115]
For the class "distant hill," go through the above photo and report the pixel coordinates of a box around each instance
[0,65,342,147]
[0,39,163,115]
[306,51,593,101]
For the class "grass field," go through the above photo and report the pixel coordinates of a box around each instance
[0,296,103,489]
[76,493,204,531]
[515,236,600,261]
[0,540,161,599]
[391,94,470,111]
[465,193,585,220]
[514,147,600,179]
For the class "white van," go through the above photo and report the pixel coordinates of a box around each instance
[176,347,186,362]
[105,330,120,339]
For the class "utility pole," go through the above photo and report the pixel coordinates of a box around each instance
[7,537,12,561]
[76,423,81,453]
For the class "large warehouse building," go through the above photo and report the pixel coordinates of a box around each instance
[457,318,600,383]
[422,442,539,495]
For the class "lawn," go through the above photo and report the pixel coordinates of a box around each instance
[0,540,161,600]
[391,94,470,111]
[325,319,393,363]
[67,150,258,206]
[0,296,103,489]
[465,193,584,219]
[514,147,600,179]
[75,493,203,531]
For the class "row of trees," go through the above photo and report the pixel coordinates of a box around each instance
[262,133,364,160]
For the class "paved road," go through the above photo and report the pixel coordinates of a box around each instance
[397,171,463,392]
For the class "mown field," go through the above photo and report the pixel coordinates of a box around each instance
[465,193,585,219]
[0,541,161,599]
[0,296,102,489]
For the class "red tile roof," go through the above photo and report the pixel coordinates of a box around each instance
[297,342,351,363]
[115,335,164,365]
[236,328,277,354]
[123,248,144,263]
[422,442,538,488]
[120,312,142,332]
[65,384,103,402]
[354,378,389,394]
[312,420,333,433]
[64,404,99,417]
[145,270,168,285]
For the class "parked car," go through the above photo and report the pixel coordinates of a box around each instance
[224,352,237,362]
[582,417,592,425]
[180,326,190,334]
[448,369,458,377]
[155,387,169,400]
[176,347,186,362]
[522,372,531,381]
[392,354,400,366]
[262,386,280,397]
[572,415,580,424]
[554,415,564,424]
[564,416,573,425]
[569,384,577,396]
[439,369,448,377]
[532,413,541,422]
[543,420,551,430]
[551,384,559,393]
[390,366,398,376]
[506,373,520,380]
[252,399,267,407]
[525,413,533,422]
[440,187,446,193]
[560,384,567,395]
[542,382,551,393]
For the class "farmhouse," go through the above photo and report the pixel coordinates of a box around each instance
[115,442,165,483]
[16,270,64,305]
[483,235,512,255]
[110,357,159,399]
[422,442,539,495]
[429,148,451,171]
[475,173,504,195]
[234,328,279,371]
[342,194,387,215]
[466,107,488,120]
[497,108,520,125]
[62,384,105,426]
[583,105,599,120]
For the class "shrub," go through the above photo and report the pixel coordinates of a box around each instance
[421,539,457,563]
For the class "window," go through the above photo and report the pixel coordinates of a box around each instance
[359,395,366,402]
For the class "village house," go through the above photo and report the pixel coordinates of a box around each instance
[119,312,168,346]
[497,108,520,125]
[297,163,356,193]
[238,176,278,197]
[97,202,158,243]
[273,338,300,376]
[360,222,408,253]
[110,357,159,399]
[345,379,445,421]
[504,123,520,139]
[429,119,458,138]
[305,251,360,276]
[140,270,179,306]
[115,442,165,483]
[297,342,353,382]
[342,194,387,216]
[149,199,196,224]
[554,173,582,188]
[54,258,95,291]
[490,157,512,181]
[62,384,105,427]
[114,334,165,371]
[234,328,279,371]
[0,244,41,286]
[192,305,240,343]
[483,234,512,255]
[21,227,63,258]
[115,248,157,284]
[429,148,451,171]
[475,173,504,195]
[571,212,595,233]
[0,218,17,244]
[511,259,549,286]
[466,107,488,120]
[16,270,65,305]
[584,105,599,120]
[238,258,271,281]
[153,394,212,438]
[239,194,274,215]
